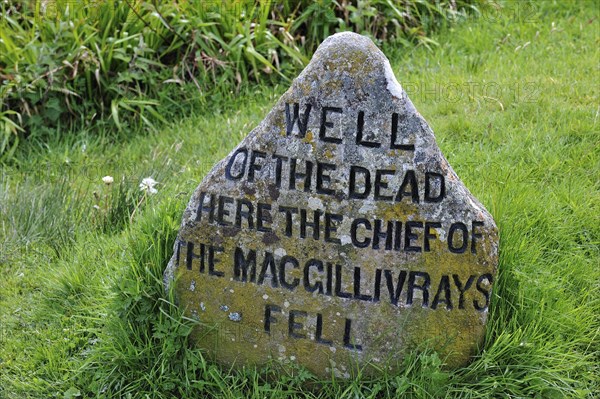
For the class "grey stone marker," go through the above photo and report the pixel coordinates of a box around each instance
[164,32,498,378]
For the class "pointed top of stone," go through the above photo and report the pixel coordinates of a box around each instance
[312,31,381,62]
[165,33,499,378]
[310,32,405,99]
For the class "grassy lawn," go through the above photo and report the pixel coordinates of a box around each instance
[1,1,598,398]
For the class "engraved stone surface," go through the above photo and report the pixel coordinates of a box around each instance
[164,32,499,377]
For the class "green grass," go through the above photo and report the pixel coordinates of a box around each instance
[0,0,485,159]
[1,1,599,398]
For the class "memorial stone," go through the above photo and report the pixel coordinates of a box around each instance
[164,32,499,378]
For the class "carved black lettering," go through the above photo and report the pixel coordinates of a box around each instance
[424,172,445,202]
[474,274,493,311]
[384,270,407,305]
[325,262,333,296]
[407,271,430,307]
[256,203,272,233]
[288,310,307,339]
[453,274,475,309]
[396,170,419,203]
[325,213,342,244]
[235,198,254,229]
[343,319,362,351]
[289,158,313,192]
[394,221,403,250]
[349,165,371,199]
[404,221,423,252]
[264,304,281,334]
[300,209,321,240]
[353,267,373,301]
[225,147,248,180]
[424,221,441,252]
[195,192,215,223]
[278,206,298,237]
[279,255,299,290]
[272,154,288,188]
[217,195,234,226]
[373,219,393,250]
[316,162,336,195]
[257,251,278,287]
[356,111,381,147]
[373,268,382,302]
[285,103,311,138]
[186,241,204,272]
[431,275,453,310]
[374,169,395,201]
[316,313,333,345]
[248,150,266,182]
[234,247,256,282]
[335,264,352,298]
[351,218,371,248]
[208,245,224,277]
[390,112,415,151]
[448,222,468,253]
[303,259,324,294]
[319,106,343,143]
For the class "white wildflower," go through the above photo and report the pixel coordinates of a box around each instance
[102,175,114,185]
[139,177,158,194]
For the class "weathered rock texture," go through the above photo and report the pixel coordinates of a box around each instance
[164,32,498,378]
